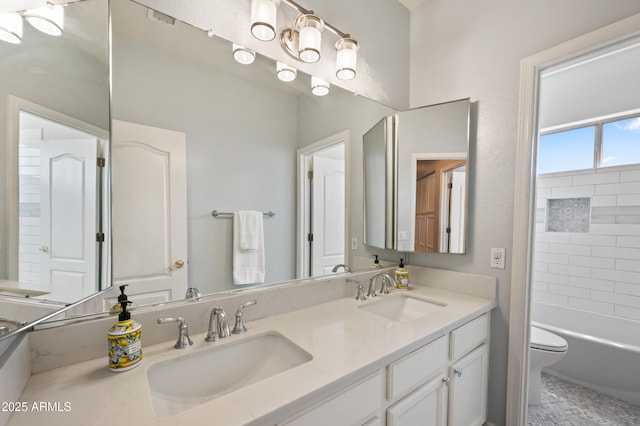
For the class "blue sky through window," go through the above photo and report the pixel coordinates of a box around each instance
[602,117,640,167]
[538,126,595,174]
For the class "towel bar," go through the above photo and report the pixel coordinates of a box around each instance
[211,210,275,218]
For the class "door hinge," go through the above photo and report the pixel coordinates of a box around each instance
[307,233,314,242]
[448,182,453,189]
[307,171,313,179]
[96,232,105,242]
[446,227,451,234]
[97,157,106,167]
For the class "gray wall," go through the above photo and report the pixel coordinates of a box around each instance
[111,36,298,294]
[408,1,640,424]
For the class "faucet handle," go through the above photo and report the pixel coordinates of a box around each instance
[157,317,193,349]
[347,278,366,301]
[232,300,257,334]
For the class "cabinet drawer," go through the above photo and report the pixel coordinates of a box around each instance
[282,371,382,426]
[387,335,448,401]
[450,313,489,361]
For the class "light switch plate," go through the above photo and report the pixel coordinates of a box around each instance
[490,248,506,269]
[351,237,358,250]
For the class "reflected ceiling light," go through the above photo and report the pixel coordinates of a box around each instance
[335,38,359,80]
[276,61,297,82]
[232,43,256,65]
[24,3,64,36]
[251,0,281,41]
[311,76,329,96]
[0,12,23,44]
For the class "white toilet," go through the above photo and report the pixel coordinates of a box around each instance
[528,326,568,405]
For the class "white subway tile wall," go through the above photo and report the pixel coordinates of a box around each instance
[534,164,640,321]
[18,129,43,283]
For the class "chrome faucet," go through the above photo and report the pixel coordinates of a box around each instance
[206,307,230,342]
[232,300,257,334]
[368,272,395,297]
[332,263,352,273]
[185,287,201,300]
[157,317,193,349]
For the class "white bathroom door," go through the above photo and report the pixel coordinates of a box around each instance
[40,139,99,301]
[449,167,466,253]
[109,120,188,308]
[311,155,345,276]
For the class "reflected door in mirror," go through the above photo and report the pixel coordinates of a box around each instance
[111,120,188,308]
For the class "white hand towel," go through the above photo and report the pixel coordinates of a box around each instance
[233,211,265,285]
[238,210,261,250]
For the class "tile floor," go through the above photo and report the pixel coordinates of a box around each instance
[527,372,640,425]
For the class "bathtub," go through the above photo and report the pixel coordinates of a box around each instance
[531,302,640,406]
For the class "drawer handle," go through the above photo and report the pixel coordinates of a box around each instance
[454,368,463,377]
[442,377,450,387]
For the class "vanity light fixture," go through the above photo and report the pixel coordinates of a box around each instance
[24,3,64,37]
[250,0,281,41]
[0,12,23,44]
[277,0,359,78]
[232,43,256,65]
[335,37,359,80]
[276,61,297,82]
[311,76,329,96]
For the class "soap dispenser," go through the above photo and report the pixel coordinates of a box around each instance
[372,255,382,269]
[394,258,409,290]
[108,285,142,372]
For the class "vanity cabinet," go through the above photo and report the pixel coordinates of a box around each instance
[281,313,490,426]
[388,313,489,426]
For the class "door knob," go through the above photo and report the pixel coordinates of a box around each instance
[39,246,49,252]
[170,259,185,269]
[454,368,463,377]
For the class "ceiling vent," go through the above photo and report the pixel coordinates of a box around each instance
[146,8,176,27]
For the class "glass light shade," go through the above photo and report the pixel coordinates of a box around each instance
[232,43,256,65]
[277,62,297,82]
[298,15,323,63]
[0,12,23,44]
[335,38,359,80]
[25,4,64,36]
[311,76,330,96]
[251,0,280,41]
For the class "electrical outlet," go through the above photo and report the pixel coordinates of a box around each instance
[490,248,506,269]
[351,237,358,250]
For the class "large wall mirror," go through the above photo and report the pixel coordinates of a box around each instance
[0,0,110,341]
[363,99,471,254]
[102,0,399,310]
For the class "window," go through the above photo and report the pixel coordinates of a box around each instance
[601,117,640,168]
[538,127,595,174]
[538,114,640,174]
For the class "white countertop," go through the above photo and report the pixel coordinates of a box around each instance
[8,284,495,426]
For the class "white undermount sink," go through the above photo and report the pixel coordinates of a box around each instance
[146,331,312,417]
[359,294,447,322]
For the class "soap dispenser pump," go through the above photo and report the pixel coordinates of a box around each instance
[108,285,142,372]
[372,255,382,269]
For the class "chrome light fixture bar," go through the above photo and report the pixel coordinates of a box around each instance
[278,0,359,80]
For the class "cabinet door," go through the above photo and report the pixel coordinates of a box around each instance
[448,344,488,426]
[387,374,448,426]
[282,372,382,426]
